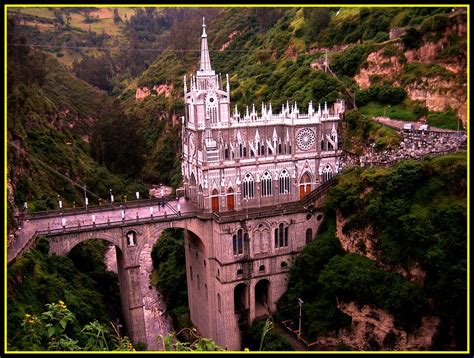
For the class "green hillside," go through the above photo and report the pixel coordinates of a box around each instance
[7,19,147,216]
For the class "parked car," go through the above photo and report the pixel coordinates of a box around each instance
[403,123,414,131]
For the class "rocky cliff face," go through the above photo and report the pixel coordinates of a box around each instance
[336,211,426,284]
[135,84,174,101]
[405,77,466,124]
[330,211,437,350]
[316,301,440,351]
[354,19,467,125]
[336,212,377,260]
[354,50,404,90]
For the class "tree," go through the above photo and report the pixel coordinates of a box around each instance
[401,27,423,49]
[113,9,122,24]
[303,8,331,42]
[254,8,285,33]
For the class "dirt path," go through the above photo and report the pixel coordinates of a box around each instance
[273,321,308,351]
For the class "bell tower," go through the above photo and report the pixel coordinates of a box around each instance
[182,18,231,204]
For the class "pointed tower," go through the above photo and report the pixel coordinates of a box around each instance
[198,17,213,75]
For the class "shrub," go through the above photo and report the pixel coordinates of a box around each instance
[331,44,376,77]
[427,108,461,130]
[401,27,423,49]
[420,14,449,33]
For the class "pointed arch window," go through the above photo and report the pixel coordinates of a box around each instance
[322,164,333,182]
[233,228,244,255]
[243,173,255,198]
[279,169,291,194]
[274,223,289,248]
[261,171,272,197]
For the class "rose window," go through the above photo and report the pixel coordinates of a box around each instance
[296,128,316,150]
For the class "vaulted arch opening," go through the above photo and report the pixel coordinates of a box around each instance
[254,279,270,319]
[234,283,249,330]
[67,240,125,337]
[145,226,209,345]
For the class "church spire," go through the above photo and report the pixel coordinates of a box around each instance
[199,17,212,73]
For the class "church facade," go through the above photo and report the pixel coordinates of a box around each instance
[179,19,345,350]
[181,20,345,214]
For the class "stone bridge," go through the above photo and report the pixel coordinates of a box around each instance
[8,181,335,350]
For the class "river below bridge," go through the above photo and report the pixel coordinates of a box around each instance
[104,243,173,350]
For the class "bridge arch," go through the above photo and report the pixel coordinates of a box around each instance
[135,221,211,349]
[48,231,123,257]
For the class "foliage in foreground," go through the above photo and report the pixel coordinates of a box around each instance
[161,328,224,351]
[243,316,293,351]
[15,301,134,351]
[7,240,122,350]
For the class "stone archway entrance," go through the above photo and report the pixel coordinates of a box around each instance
[254,279,270,319]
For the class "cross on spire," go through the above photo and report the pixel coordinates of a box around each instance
[199,17,212,73]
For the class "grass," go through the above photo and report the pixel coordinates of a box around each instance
[290,8,305,34]
[370,124,400,149]
[401,62,455,85]
[57,50,82,68]
[13,7,55,19]
[427,109,462,130]
[359,101,417,121]
[332,7,361,23]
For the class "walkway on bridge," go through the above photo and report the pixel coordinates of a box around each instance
[8,180,337,264]
[8,197,194,264]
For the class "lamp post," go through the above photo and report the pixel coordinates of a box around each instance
[84,185,88,211]
[298,298,304,341]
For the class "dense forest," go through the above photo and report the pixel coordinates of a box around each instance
[6,6,467,352]
[278,152,467,350]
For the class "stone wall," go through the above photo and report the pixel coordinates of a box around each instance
[315,301,440,351]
